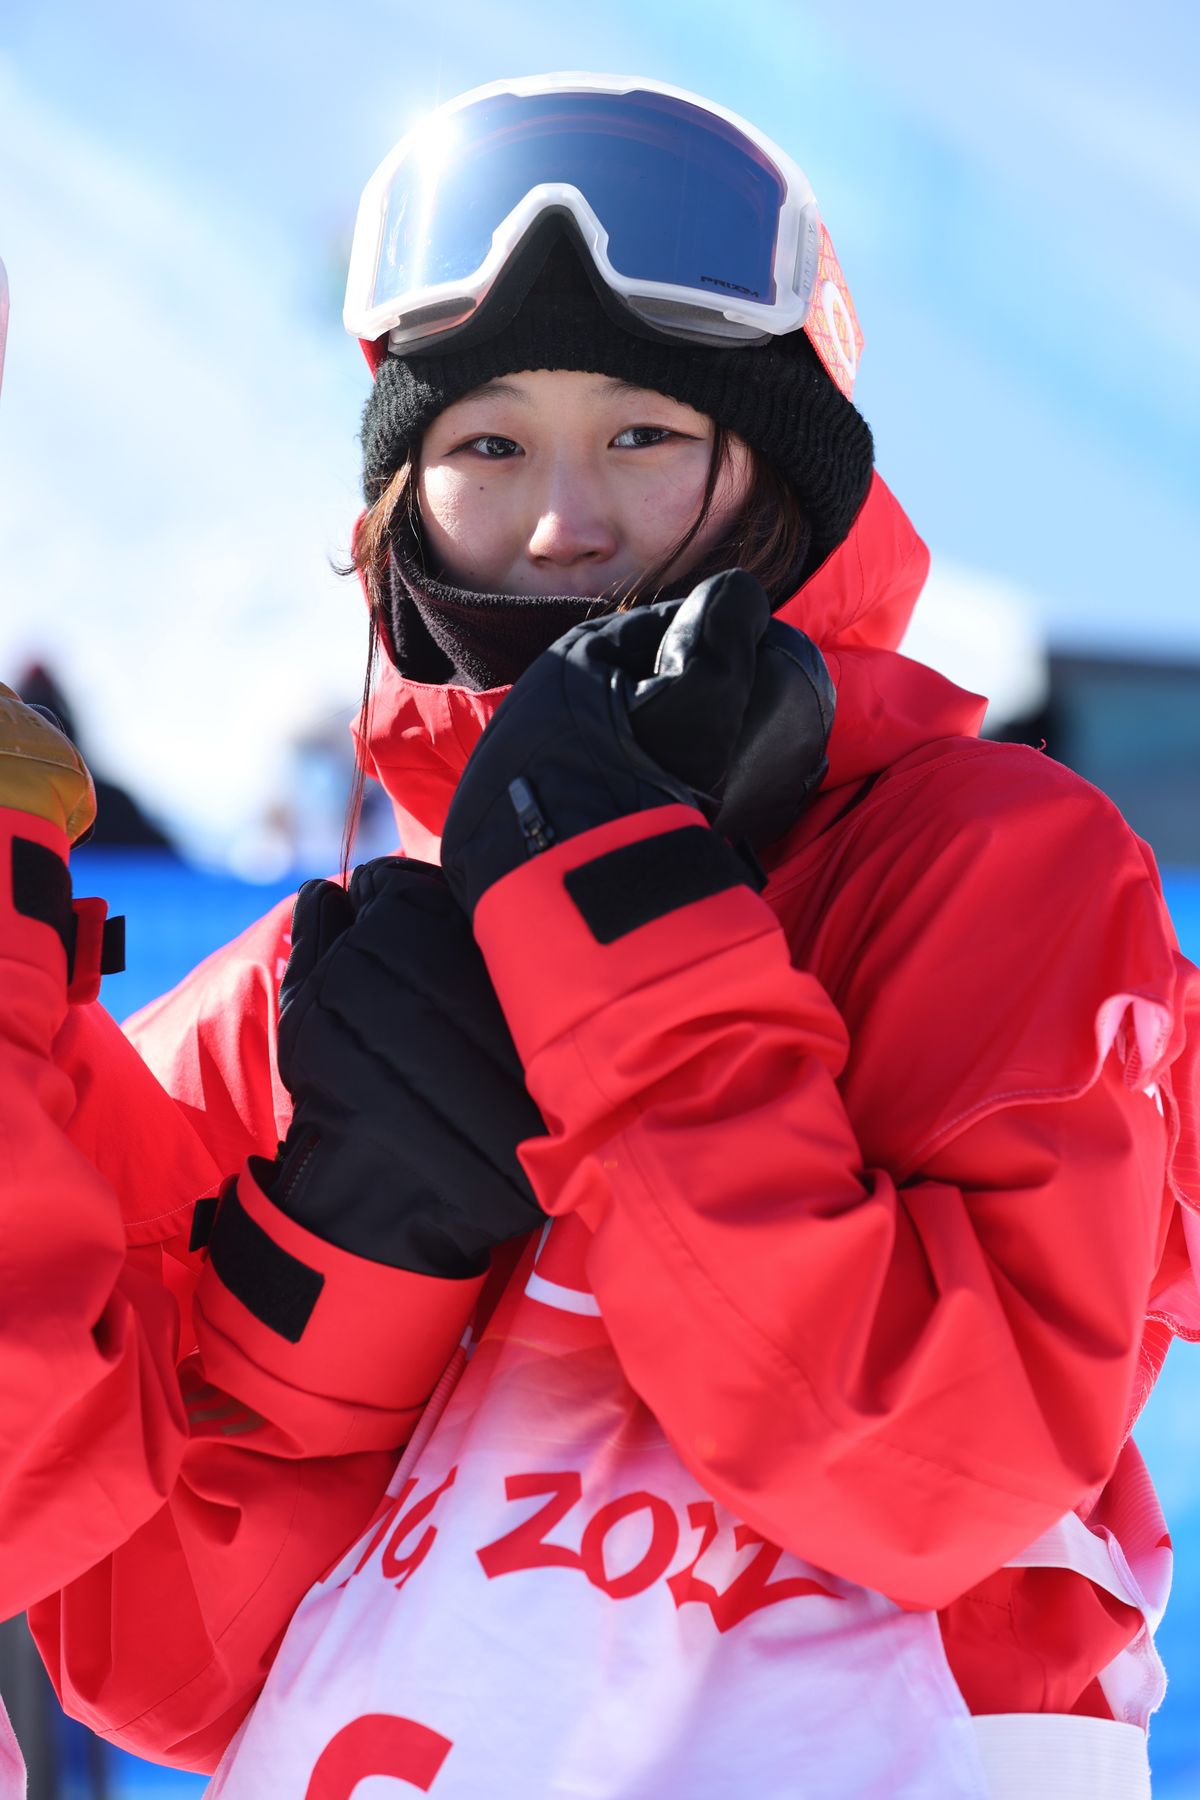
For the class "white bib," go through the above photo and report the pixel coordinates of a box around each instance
[206,1219,997,1798]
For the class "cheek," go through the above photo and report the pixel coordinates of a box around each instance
[418,466,514,574]
[629,439,752,563]
[629,454,713,550]
[698,442,754,546]
[418,466,470,543]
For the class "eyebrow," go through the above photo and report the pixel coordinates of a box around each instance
[459,376,676,406]
[461,379,530,404]
[590,377,670,400]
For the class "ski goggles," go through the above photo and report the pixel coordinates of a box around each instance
[344,75,864,399]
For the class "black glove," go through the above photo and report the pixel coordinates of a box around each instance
[440,568,835,916]
[267,857,546,1278]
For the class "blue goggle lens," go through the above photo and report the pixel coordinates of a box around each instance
[374,90,785,313]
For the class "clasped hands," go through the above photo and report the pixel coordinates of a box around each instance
[269,569,835,1275]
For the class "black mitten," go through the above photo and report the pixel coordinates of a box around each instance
[268,857,546,1278]
[441,568,834,915]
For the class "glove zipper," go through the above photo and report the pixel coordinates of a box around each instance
[508,777,556,857]
[270,1128,320,1209]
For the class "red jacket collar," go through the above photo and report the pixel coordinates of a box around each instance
[356,472,986,862]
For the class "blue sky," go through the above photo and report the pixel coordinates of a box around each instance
[1,0,1197,854]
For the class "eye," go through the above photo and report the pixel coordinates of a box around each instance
[457,435,522,459]
[612,425,676,450]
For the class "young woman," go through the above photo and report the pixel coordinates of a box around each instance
[5,75,1198,1799]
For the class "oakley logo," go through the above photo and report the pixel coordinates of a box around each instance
[700,275,760,298]
[820,278,859,380]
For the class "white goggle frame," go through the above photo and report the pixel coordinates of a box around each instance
[344,73,862,395]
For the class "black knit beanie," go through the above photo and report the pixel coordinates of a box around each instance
[361,224,874,584]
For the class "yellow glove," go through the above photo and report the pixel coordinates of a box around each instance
[0,682,96,844]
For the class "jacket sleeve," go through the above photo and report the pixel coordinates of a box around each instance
[1,808,484,1769]
[471,795,1180,1612]
[0,805,192,1613]
[33,1163,487,1771]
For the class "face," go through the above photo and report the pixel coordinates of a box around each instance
[415,370,753,600]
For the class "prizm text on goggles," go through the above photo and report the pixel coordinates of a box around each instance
[344,75,865,399]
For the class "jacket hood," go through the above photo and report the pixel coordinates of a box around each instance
[355,472,987,862]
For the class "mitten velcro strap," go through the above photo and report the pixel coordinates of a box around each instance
[563,825,750,944]
[207,1172,326,1343]
[67,895,126,1004]
[193,1161,489,1416]
[11,835,72,957]
[8,830,125,1002]
[188,1191,222,1253]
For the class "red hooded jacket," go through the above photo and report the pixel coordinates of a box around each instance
[5,474,1198,1773]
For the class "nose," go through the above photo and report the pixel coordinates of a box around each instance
[524,459,619,576]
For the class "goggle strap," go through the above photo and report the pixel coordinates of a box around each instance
[802,225,863,400]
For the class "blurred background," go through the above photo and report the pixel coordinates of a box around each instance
[1,0,1197,1792]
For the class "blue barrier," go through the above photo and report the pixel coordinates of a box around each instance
[53,854,1200,1794]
